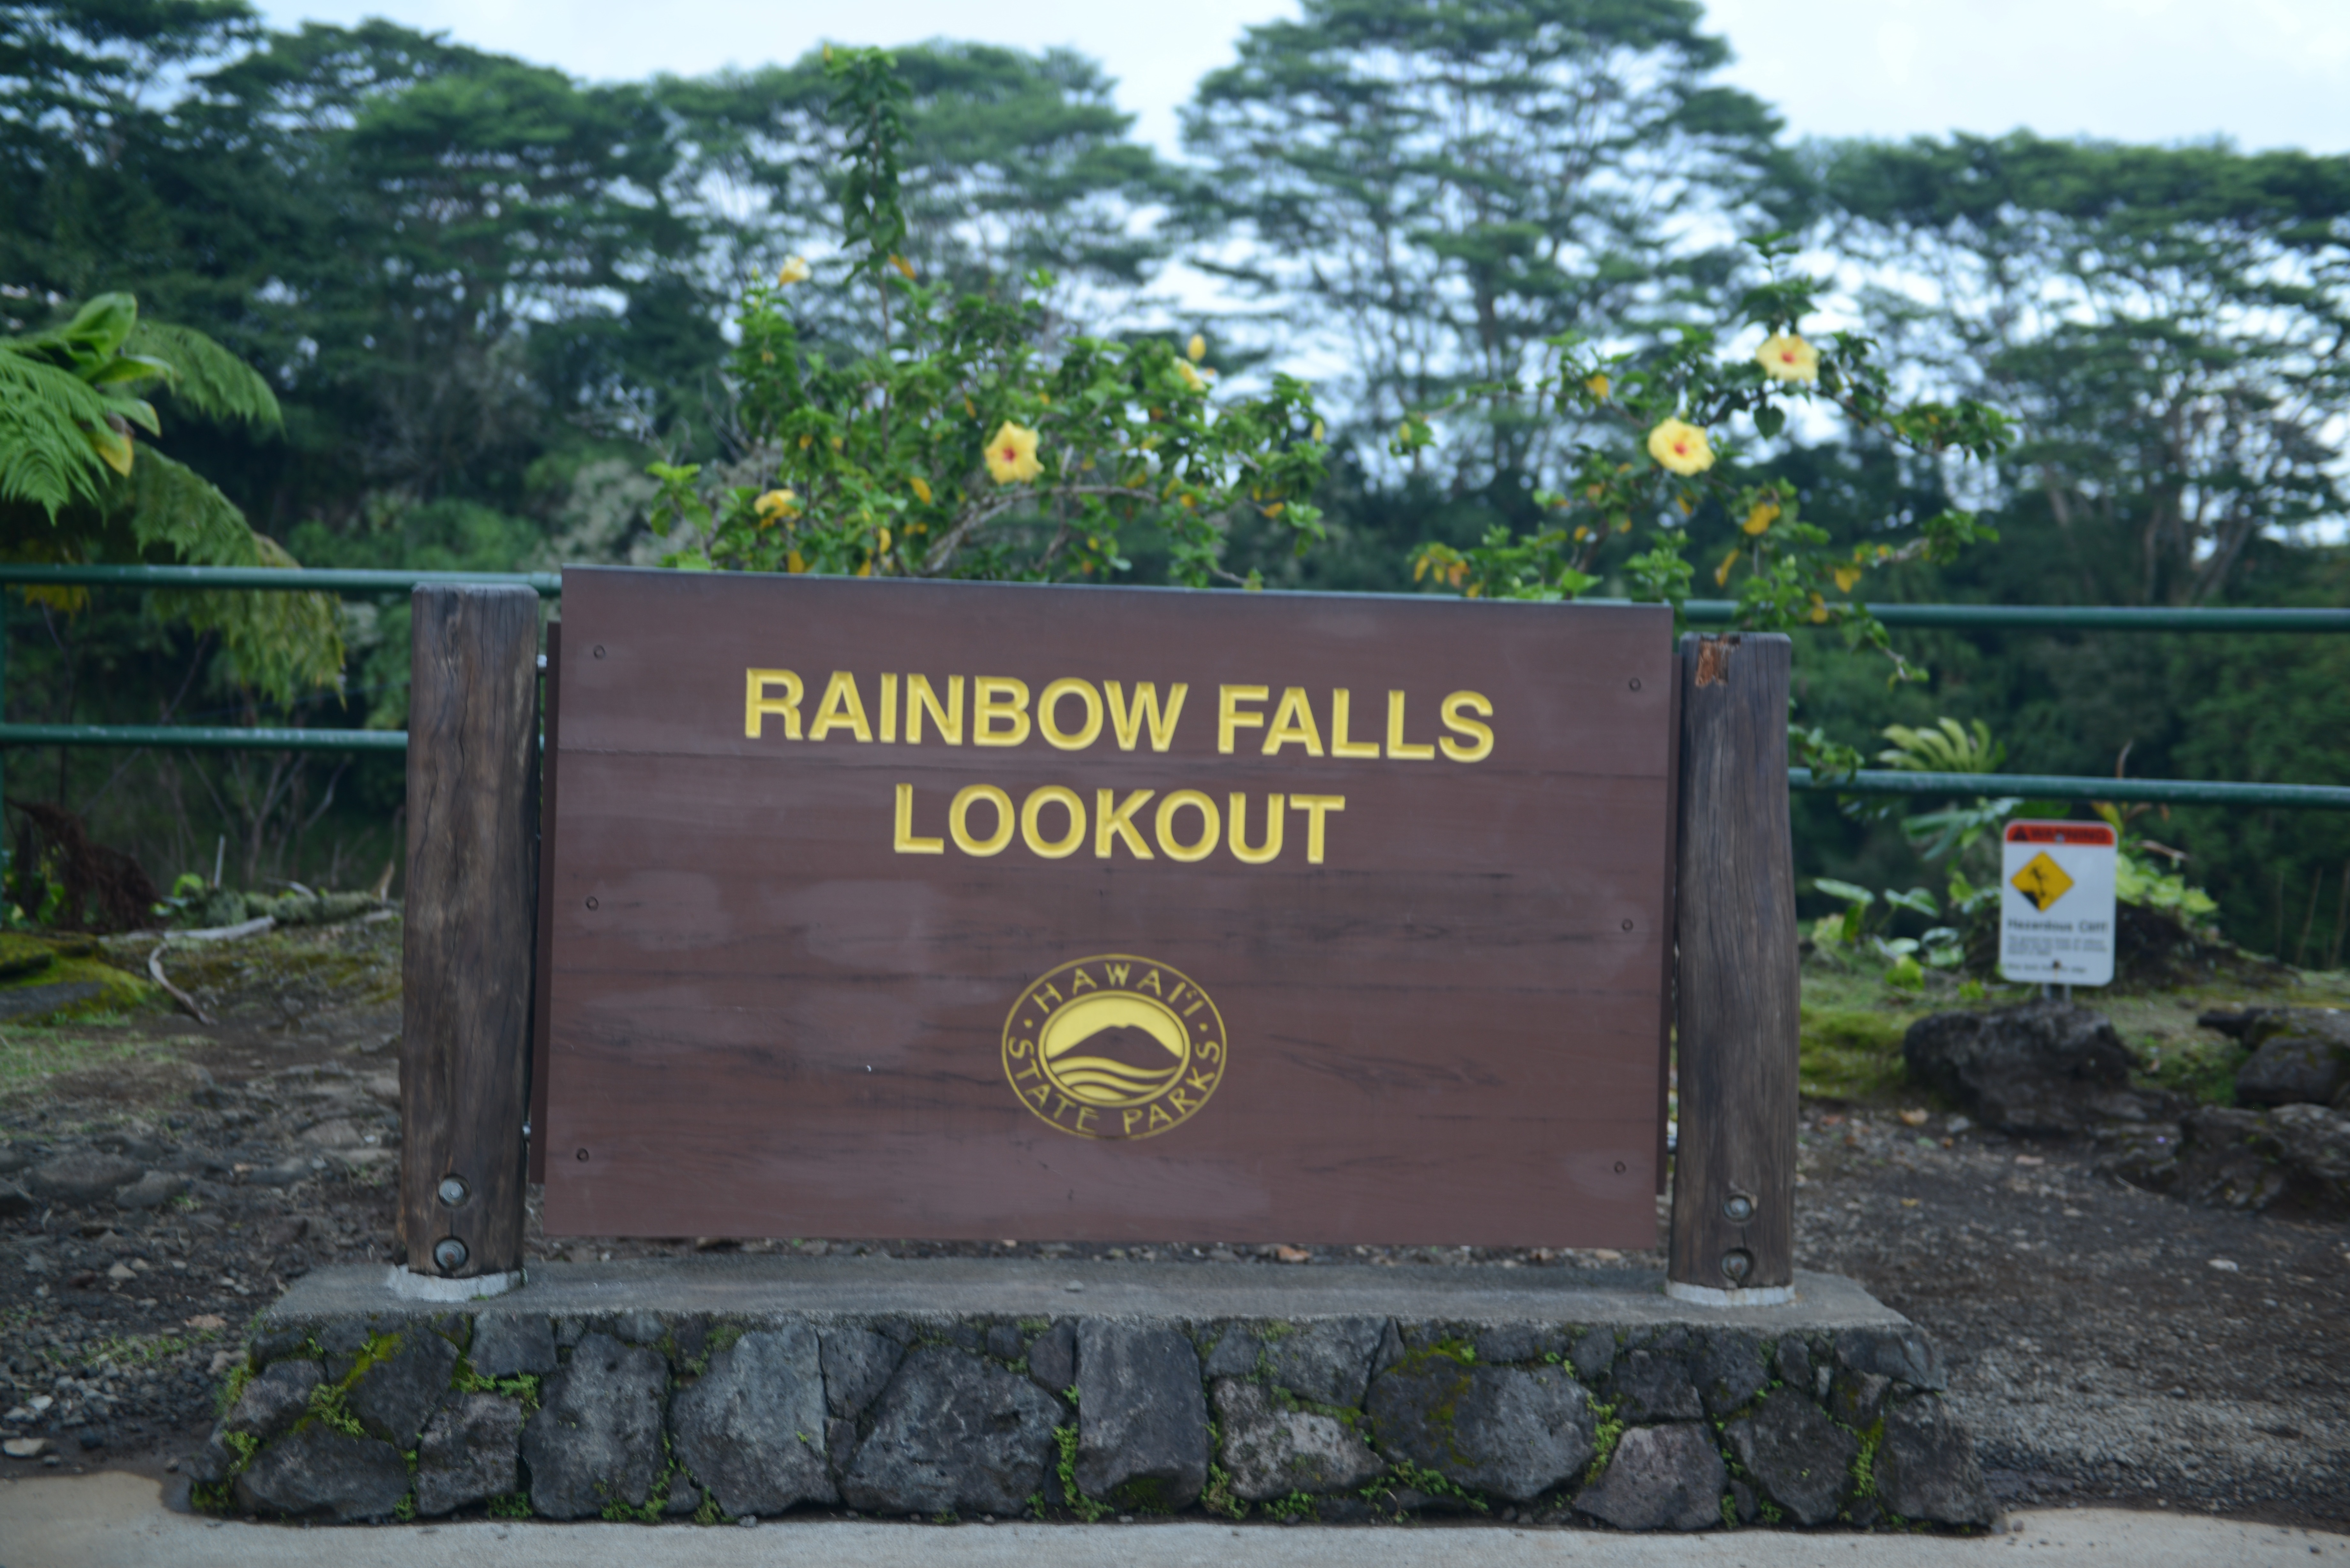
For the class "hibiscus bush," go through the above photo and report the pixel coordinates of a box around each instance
[648,48,1329,587]
[1405,235,2014,681]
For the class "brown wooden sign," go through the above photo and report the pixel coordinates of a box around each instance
[539,567,1674,1246]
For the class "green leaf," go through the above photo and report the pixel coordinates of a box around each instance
[0,349,120,517]
[126,451,345,704]
[126,323,283,430]
[1882,886,1941,918]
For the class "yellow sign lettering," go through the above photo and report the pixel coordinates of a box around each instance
[1385,690,1435,760]
[1439,690,1494,763]
[1095,788,1156,859]
[1105,682,1187,751]
[950,784,1015,856]
[973,677,1031,747]
[893,784,944,855]
[1155,790,1221,861]
[1289,794,1346,864]
[1217,684,1267,754]
[1038,678,1104,751]
[808,671,874,743]
[1020,786,1086,859]
[1262,687,1324,756]
[745,668,803,739]
[1229,792,1285,863]
[906,674,963,745]
[1329,688,1380,758]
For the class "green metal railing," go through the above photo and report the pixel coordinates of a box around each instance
[1789,769,2350,810]
[0,564,562,596]
[0,564,2342,808]
[1682,598,2350,633]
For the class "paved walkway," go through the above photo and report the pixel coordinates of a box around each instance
[0,1474,2341,1568]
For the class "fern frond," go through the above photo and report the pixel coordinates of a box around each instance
[126,451,345,704]
[127,323,283,431]
[0,349,119,517]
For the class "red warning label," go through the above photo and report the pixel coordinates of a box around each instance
[2005,822,2116,848]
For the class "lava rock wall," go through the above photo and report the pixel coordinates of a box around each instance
[189,1304,1994,1531]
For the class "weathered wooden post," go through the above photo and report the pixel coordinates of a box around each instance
[1667,632,1799,1303]
[398,584,540,1289]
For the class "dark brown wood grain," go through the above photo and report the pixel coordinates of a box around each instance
[1667,633,1798,1290]
[527,621,560,1187]
[1655,645,1682,1196]
[541,568,1675,1246]
[400,585,540,1277]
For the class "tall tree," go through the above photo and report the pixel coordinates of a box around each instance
[1817,133,2350,606]
[1180,0,1791,505]
[654,41,1173,337]
[189,22,701,506]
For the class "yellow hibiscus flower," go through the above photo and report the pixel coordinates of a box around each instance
[908,476,932,504]
[1585,373,1610,401]
[1742,501,1779,536]
[777,256,811,286]
[1186,334,1207,363]
[1177,361,1206,393]
[1757,333,1819,384]
[985,422,1042,485]
[753,488,799,524]
[1647,418,1714,476]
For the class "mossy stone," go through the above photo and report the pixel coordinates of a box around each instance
[0,935,55,981]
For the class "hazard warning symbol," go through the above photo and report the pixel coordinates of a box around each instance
[1998,821,2117,986]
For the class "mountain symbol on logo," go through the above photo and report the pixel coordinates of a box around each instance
[1049,1023,1183,1106]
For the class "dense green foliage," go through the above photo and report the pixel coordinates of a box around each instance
[647,50,1327,587]
[0,0,2345,958]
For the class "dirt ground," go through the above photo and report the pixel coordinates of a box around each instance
[0,917,2342,1532]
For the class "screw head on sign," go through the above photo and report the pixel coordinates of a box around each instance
[593,645,607,659]
[1621,919,1634,931]
[432,1237,469,1273]
[436,1175,469,1208]
[575,1148,590,1162]
[586,896,599,910]
[1723,1194,1755,1224]
[1628,677,1641,691]
[1719,1248,1753,1284]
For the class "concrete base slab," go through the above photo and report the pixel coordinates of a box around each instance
[275,1256,1900,1329]
[4,1473,2345,1568]
[194,1257,1986,1531]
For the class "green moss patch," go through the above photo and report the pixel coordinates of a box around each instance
[0,933,57,980]
[1799,1006,1915,1103]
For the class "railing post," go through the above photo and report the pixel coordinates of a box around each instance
[398,585,540,1290]
[1667,632,1799,1304]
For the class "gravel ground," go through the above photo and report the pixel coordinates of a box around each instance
[1792,1104,2350,1526]
[0,917,2342,1534]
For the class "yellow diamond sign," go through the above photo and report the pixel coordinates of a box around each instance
[2011,851,2074,913]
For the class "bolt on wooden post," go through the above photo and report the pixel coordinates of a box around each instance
[1668,633,1799,1300]
[400,585,540,1279]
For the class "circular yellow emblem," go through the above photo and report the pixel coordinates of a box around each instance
[1002,954,1226,1140]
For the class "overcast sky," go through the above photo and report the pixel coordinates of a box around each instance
[252,0,2350,157]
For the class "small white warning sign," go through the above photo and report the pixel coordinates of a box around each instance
[1998,820,2117,986]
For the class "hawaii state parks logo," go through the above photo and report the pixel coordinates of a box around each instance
[1001,955,1226,1140]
